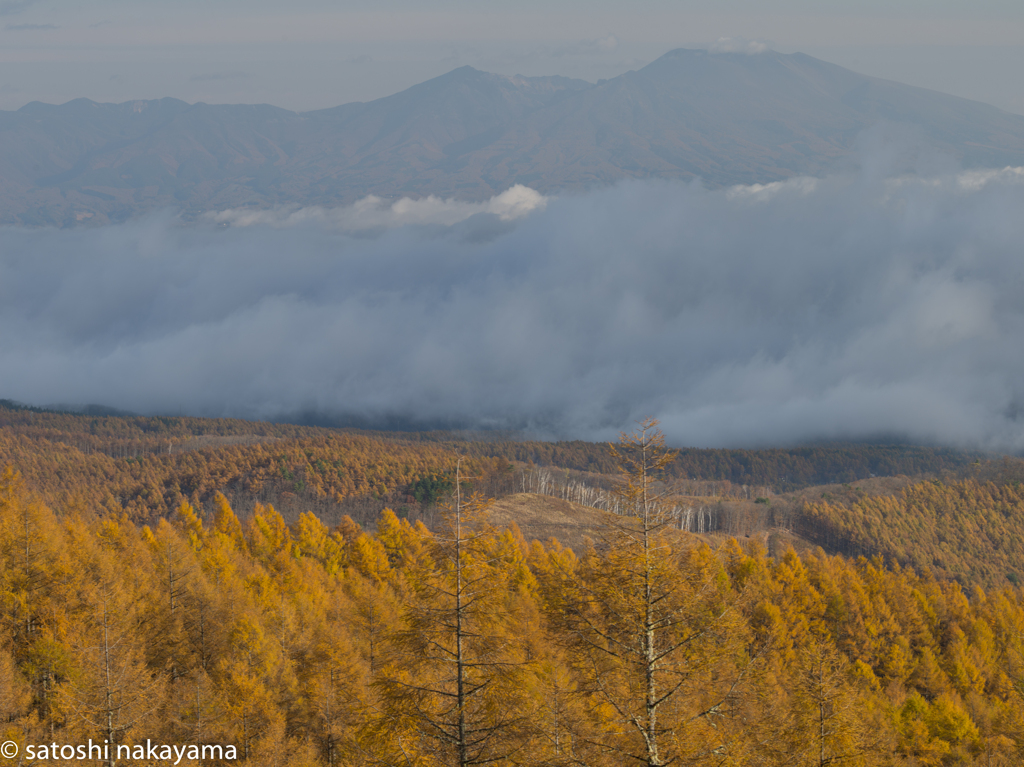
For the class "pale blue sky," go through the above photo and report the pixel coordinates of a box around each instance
[2,0,1024,114]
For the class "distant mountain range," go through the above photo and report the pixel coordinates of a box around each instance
[4,47,1024,226]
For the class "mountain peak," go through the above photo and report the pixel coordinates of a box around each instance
[3,49,1024,226]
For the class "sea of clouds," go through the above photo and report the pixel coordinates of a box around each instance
[4,158,1024,450]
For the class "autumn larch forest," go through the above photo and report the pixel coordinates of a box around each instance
[3,408,1024,766]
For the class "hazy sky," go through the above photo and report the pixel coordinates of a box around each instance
[2,0,1024,114]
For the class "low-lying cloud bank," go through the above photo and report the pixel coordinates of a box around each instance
[4,164,1024,450]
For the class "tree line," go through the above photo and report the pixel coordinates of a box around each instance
[0,406,996,523]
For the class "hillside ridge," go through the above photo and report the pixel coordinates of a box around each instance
[5,48,1024,225]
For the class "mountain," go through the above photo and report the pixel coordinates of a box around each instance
[481,49,1024,187]
[3,48,1024,226]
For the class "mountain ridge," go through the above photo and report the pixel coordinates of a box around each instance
[4,47,1024,226]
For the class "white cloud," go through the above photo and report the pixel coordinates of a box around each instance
[566,34,619,55]
[708,37,770,55]
[725,176,818,201]
[205,184,547,231]
[6,153,1024,450]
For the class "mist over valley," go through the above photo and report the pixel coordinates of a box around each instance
[3,159,1024,450]
[3,46,1024,451]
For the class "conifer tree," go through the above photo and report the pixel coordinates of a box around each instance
[57,520,163,766]
[561,419,752,766]
[787,639,879,766]
[371,461,537,766]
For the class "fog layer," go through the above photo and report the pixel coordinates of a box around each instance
[3,164,1024,450]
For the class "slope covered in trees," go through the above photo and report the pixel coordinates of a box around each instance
[465,438,981,492]
[3,455,1024,764]
[797,479,1024,590]
[9,403,1024,592]
[0,403,987,523]
[0,416,458,524]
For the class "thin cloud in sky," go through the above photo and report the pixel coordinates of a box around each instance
[0,0,36,17]
[708,37,771,55]
[5,22,57,30]
[548,35,619,58]
[189,71,255,82]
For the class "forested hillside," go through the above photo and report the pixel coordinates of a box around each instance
[3,455,1024,765]
[798,479,1024,589]
[0,402,501,524]
[465,438,981,491]
[5,412,1024,762]
[0,403,986,525]
[8,404,1024,593]
[0,402,1015,565]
